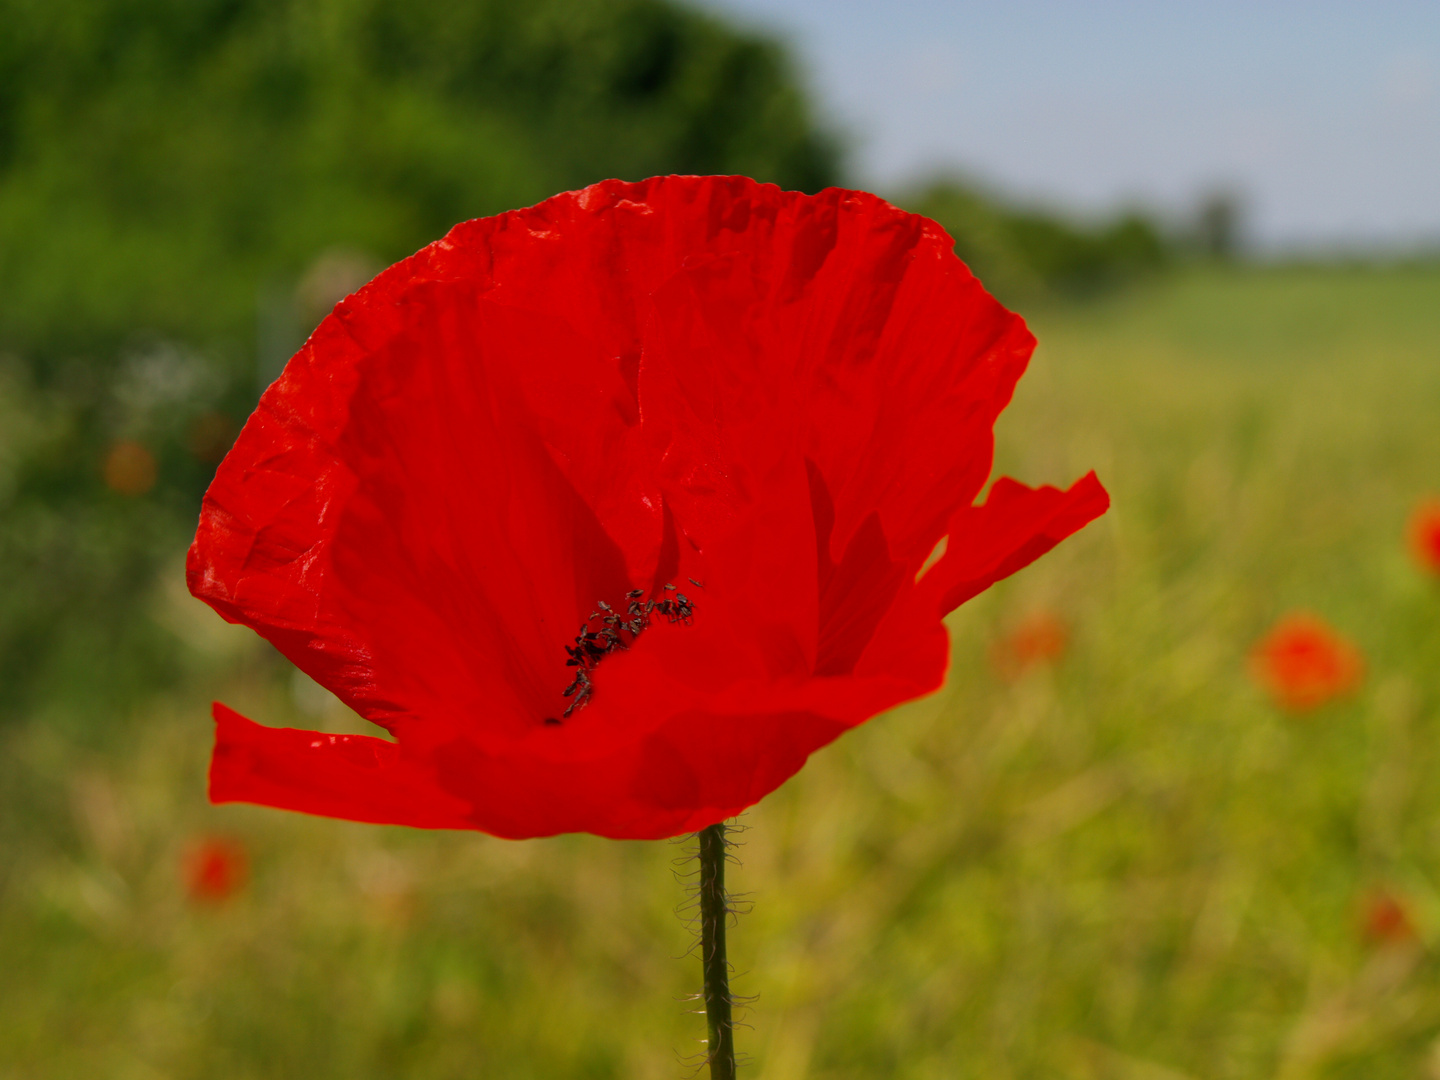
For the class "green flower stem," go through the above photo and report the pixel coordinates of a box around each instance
[698,821,736,1079]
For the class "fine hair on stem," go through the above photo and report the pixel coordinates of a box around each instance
[674,819,754,1077]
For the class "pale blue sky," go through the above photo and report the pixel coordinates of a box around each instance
[699,0,1440,249]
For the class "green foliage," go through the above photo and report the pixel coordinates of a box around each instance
[0,0,839,722]
[4,265,1440,1077]
[0,351,215,721]
[0,0,837,365]
[905,178,1170,305]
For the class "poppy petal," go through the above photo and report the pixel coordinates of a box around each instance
[190,176,1110,840]
[921,471,1110,615]
[209,702,478,828]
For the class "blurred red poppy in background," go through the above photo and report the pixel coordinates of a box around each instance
[189,175,1108,840]
[1250,613,1364,712]
[991,610,1069,679]
[1359,888,1417,947]
[1409,498,1440,577]
[183,835,249,903]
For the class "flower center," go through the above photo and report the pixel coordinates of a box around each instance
[550,582,699,722]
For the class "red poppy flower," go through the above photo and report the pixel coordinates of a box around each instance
[183,835,249,903]
[189,175,1109,840]
[1409,497,1440,577]
[1250,612,1364,712]
[991,610,1069,679]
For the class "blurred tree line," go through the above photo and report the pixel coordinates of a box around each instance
[906,178,1172,304]
[0,0,1180,726]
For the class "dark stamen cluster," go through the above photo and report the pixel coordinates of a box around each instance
[557,582,698,719]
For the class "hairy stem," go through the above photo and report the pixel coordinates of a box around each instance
[698,821,736,1079]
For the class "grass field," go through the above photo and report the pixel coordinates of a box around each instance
[2,264,1439,1079]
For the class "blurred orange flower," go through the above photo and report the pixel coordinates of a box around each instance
[1409,498,1440,577]
[992,611,1069,679]
[102,439,157,496]
[1360,888,1417,946]
[183,836,249,903]
[1250,613,1364,712]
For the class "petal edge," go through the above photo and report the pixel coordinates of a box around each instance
[923,471,1110,616]
[209,703,476,829]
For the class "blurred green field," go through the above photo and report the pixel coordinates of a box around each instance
[2,263,1439,1080]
